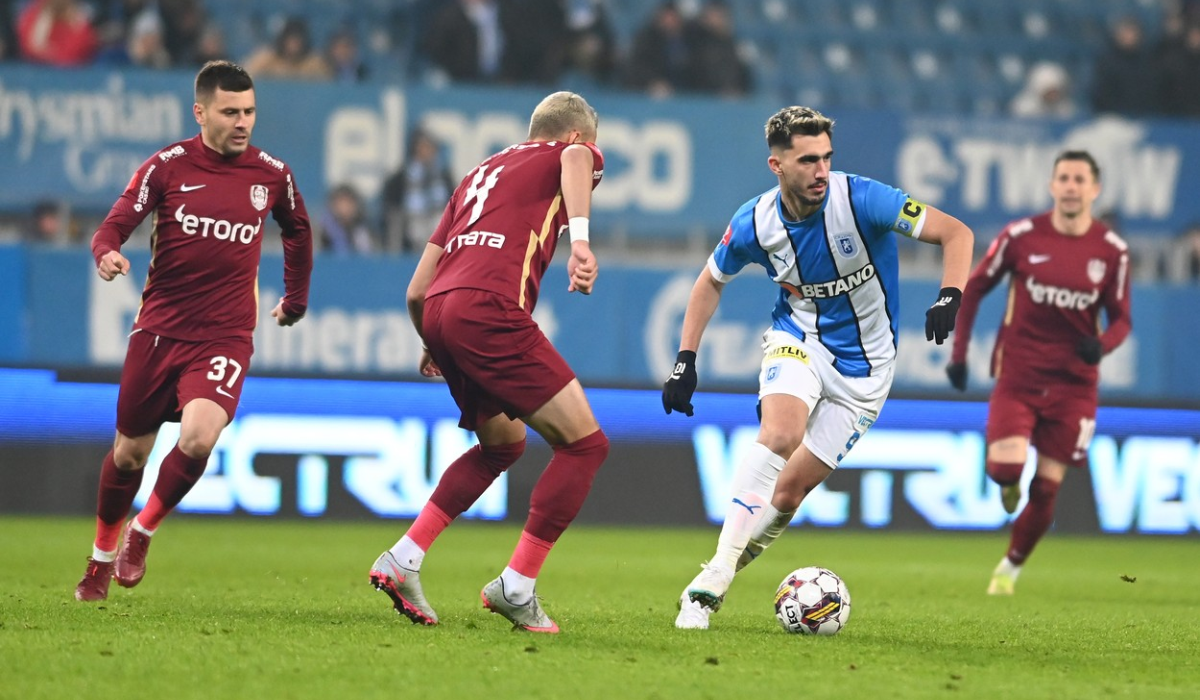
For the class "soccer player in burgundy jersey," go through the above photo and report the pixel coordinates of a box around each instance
[73,61,313,602]
[369,92,607,633]
[947,150,1131,595]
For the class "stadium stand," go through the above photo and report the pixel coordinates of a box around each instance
[0,0,1192,277]
[2,0,1174,114]
[102,0,1165,116]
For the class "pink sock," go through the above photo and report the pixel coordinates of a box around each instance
[406,503,453,551]
[95,516,123,553]
[507,531,554,579]
[135,493,170,532]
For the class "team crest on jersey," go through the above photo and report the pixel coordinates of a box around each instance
[250,184,269,211]
[1087,258,1106,284]
[834,233,858,258]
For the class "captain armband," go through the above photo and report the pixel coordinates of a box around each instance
[891,198,928,238]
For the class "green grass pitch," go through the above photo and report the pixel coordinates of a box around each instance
[1,517,1197,699]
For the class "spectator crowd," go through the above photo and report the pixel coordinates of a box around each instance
[3,0,1200,279]
[3,1,1199,116]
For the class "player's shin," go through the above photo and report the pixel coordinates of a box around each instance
[737,503,797,572]
[404,440,525,567]
[94,450,144,557]
[511,430,608,600]
[390,506,452,571]
[1006,476,1062,566]
[711,442,785,571]
[429,441,525,521]
[135,445,208,532]
[986,460,1024,486]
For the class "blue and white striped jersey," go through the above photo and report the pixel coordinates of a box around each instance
[709,171,927,378]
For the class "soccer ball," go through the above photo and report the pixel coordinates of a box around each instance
[773,566,851,635]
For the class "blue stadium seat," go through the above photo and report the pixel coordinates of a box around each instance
[191,0,1161,117]
[795,0,850,29]
[884,0,931,35]
[827,75,881,110]
[966,0,1020,37]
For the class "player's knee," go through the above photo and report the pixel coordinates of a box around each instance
[592,430,610,462]
[112,448,149,471]
[987,437,1028,464]
[756,431,802,462]
[1028,475,1062,504]
[479,439,526,477]
[555,429,609,471]
[176,432,218,460]
[986,460,1024,485]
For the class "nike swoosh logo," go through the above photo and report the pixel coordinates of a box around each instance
[215,386,236,399]
[1028,254,1051,264]
[180,183,206,192]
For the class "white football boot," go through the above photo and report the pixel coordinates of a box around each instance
[685,562,734,612]
[674,590,713,630]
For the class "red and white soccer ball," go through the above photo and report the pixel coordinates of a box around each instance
[773,566,851,635]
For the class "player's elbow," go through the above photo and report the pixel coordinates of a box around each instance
[405,287,426,310]
[943,219,974,249]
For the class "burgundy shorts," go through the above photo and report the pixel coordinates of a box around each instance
[423,289,576,431]
[986,381,1098,467]
[115,330,254,437]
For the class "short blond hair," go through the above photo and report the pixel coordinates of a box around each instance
[528,91,599,140]
[765,106,835,150]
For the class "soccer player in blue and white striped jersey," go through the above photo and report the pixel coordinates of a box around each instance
[665,106,974,630]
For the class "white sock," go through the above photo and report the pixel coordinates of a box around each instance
[736,504,798,571]
[500,566,535,604]
[92,546,117,563]
[130,518,155,537]
[749,504,797,547]
[388,535,425,571]
[713,442,787,571]
[996,556,1022,581]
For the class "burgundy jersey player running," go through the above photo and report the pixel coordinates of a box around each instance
[74,61,313,602]
[947,150,1131,595]
[369,91,607,633]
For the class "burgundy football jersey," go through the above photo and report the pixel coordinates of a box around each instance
[952,212,1132,388]
[92,134,313,341]
[425,141,604,313]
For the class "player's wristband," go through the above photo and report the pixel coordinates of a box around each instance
[569,217,590,243]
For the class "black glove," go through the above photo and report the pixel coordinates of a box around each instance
[946,362,968,392]
[1077,337,1103,365]
[662,350,697,416]
[925,287,962,345]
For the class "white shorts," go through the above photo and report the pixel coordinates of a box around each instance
[757,330,894,469]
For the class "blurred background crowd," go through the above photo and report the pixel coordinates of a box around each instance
[2,0,1199,282]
